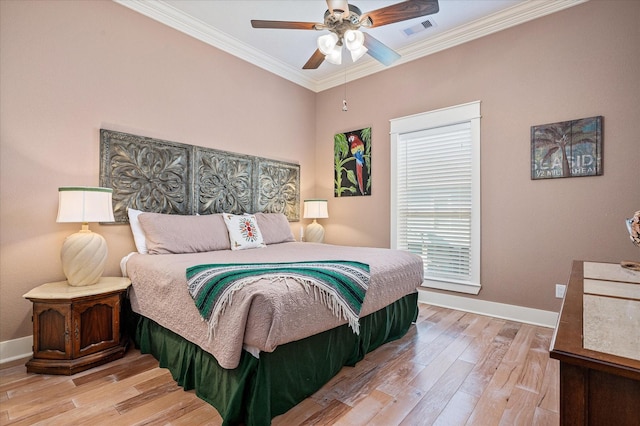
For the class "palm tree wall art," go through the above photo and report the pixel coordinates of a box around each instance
[531,116,603,179]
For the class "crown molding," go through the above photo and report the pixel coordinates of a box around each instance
[114,0,319,90]
[314,0,589,91]
[114,0,588,93]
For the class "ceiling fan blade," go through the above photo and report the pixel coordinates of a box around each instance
[363,33,401,66]
[251,20,319,30]
[363,0,439,28]
[303,49,326,69]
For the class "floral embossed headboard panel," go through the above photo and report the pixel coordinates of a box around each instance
[99,129,300,223]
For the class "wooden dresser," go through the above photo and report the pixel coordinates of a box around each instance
[550,260,640,425]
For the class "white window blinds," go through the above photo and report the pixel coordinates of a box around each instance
[391,101,480,294]
[396,122,472,281]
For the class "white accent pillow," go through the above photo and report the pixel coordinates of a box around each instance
[223,213,266,250]
[127,208,148,254]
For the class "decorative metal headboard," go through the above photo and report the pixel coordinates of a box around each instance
[99,129,300,223]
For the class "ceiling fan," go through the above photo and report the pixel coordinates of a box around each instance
[251,0,439,69]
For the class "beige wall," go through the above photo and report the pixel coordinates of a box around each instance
[0,0,316,341]
[1,0,639,344]
[315,0,640,312]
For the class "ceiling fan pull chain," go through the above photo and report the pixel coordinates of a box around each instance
[342,63,348,112]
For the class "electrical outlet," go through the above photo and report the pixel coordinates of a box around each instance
[555,284,566,299]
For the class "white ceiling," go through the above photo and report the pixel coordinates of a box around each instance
[115,0,587,92]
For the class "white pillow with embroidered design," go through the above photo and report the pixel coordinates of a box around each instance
[223,213,266,250]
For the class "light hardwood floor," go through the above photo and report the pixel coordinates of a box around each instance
[0,303,559,425]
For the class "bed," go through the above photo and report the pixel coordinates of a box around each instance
[120,210,423,425]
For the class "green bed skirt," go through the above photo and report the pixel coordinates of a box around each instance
[134,292,418,426]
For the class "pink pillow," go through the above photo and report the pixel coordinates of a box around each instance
[254,213,295,245]
[138,212,231,254]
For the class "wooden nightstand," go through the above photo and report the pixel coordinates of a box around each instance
[23,277,131,375]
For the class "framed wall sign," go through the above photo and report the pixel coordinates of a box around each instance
[531,116,603,180]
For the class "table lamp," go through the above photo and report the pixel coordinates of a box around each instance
[303,199,329,243]
[56,187,115,286]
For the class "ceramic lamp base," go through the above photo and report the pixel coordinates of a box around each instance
[305,220,325,243]
[60,230,107,286]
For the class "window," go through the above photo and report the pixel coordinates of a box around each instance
[390,101,481,294]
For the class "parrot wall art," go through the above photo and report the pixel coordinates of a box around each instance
[334,127,371,197]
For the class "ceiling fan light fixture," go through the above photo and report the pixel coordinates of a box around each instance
[344,29,367,62]
[349,45,368,62]
[317,32,339,55]
[252,0,440,70]
[344,29,364,50]
[324,45,342,65]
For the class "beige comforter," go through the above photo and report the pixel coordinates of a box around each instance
[125,242,423,369]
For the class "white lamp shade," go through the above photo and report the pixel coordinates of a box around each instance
[303,199,329,219]
[344,30,367,62]
[344,30,364,50]
[325,45,343,65]
[57,187,115,223]
[349,45,368,62]
[317,33,339,55]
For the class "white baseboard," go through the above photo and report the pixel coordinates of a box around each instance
[418,289,558,328]
[0,336,32,365]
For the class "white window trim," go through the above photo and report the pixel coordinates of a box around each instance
[390,101,481,295]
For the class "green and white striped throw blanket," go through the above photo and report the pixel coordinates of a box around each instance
[186,260,370,336]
